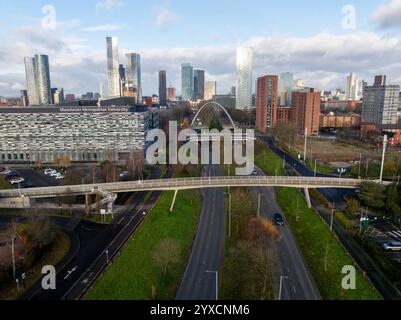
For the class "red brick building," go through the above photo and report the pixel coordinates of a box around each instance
[361,123,401,145]
[277,106,291,125]
[291,88,321,136]
[256,75,278,132]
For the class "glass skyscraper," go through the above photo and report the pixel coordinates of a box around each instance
[126,53,142,102]
[236,47,253,110]
[24,57,39,105]
[35,54,52,105]
[194,69,205,100]
[204,81,217,100]
[158,70,167,106]
[181,63,194,101]
[24,54,52,106]
[279,72,294,106]
[106,36,120,98]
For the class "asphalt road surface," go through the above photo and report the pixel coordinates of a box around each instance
[259,137,401,299]
[17,166,166,300]
[176,164,225,300]
[253,168,320,300]
[15,168,60,188]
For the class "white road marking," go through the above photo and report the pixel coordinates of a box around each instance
[64,266,78,280]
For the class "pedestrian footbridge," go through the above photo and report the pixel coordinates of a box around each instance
[0,176,370,212]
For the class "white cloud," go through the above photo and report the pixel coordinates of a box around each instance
[371,0,401,28]
[3,28,401,98]
[95,0,123,11]
[83,24,127,32]
[57,19,81,29]
[155,8,177,30]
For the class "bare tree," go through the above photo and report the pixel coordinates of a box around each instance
[152,238,180,275]
[5,221,19,279]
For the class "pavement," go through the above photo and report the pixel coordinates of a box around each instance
[252,167,320,300]
[176,164,225,300]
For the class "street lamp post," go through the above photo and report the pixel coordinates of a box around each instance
[227,192,232,238]
[206,270,219,301]
[330,208,335,231]
[278,276,289,300]
[303,127,308,162]
[314,159,317,177]
[358,153,362,178]
[380,135,388,182]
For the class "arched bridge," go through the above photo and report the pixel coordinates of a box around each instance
[191,102,237,130]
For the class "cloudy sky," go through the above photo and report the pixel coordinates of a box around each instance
[1,0,401,97]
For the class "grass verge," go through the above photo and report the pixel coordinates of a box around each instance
[0,231,70,300]
[255,148,380,300]
[85,189,201,300]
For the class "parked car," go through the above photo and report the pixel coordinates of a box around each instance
[54,173,65,180]
[274,213,285,226]
[5,173,19,181]
[9,177,25,185]
[50,171,61,177]
[382,242,401,252]
[44,168,57,175]
[1,169,12,175]
[252,169,258,176]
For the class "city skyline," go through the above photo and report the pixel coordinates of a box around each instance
[2,1,401,97]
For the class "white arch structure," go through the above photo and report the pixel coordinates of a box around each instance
[191,102,236,128]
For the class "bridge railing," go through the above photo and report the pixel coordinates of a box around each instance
[0,176,365,199]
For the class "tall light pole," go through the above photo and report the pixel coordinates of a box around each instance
[227,192,232,238]
[278,275,289,300]
[330,208,335,231]
[303,127,308,162]
[314,159,317,177]
[206,270,219,300]
[380,135,388,182]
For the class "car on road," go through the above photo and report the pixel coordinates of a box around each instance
[274,213,285,226]
[120,171,129,177]
[44,169,57,175]
[382,242,401,252]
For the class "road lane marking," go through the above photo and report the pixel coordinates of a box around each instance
[64,266,78,280]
